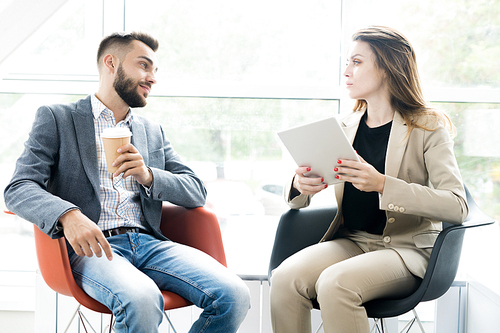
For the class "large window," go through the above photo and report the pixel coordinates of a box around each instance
[1,0,499,310]
[125,0,342,91]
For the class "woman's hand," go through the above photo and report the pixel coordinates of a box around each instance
[335,156,386,193]
[292,166,328,195]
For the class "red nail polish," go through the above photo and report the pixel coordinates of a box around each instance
[306,167,311,172]
[334,167,338,172]
[324,184,328,189]
[321,178,324,182]
[335,175,340,179]
[337,160,342,164]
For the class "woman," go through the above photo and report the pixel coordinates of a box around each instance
[270,26,469,333]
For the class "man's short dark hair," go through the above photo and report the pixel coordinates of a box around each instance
[97,31,159,67]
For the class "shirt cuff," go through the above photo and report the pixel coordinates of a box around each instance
[142,167,154,196]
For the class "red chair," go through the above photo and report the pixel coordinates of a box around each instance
[15,205,225,332]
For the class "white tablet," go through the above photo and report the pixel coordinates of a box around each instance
[278,116,359,185]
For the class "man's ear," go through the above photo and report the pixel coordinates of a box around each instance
[103,54,117,73]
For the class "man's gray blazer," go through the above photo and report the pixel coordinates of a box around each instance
[4,95,207,240]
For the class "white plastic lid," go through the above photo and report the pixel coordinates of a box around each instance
[101,127,132,138]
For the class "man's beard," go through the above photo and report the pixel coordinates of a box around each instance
[113,64,149,108]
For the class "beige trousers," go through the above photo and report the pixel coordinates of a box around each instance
[270,229,420,333]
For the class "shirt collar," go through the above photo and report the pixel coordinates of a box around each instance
[91,94,133,126]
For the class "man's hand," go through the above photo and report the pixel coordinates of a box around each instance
[59,210,113,261]
[113,143,153,187]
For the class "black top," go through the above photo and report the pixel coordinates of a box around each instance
[342,113,392,235]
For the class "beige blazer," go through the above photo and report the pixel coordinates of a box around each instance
[285,109,469,278]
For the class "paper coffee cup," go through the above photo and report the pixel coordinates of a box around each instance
[101,127,132,173]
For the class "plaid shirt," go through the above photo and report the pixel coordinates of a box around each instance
[91,94,145,231]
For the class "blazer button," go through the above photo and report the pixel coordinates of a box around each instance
[387,217,395,223]
[388,203,394,210]
[157,193,162,199]
[383,236,391,243]
[393,205,399,212]
[399,206,406,213]
[40,222,45,229]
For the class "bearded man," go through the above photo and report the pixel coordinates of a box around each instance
[4,31,250,333]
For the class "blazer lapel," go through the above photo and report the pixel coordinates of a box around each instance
[341,110,365,144]
[333,110,408,204]
[334,110,366,210]
[385,111,409,178]
[131,117,149,164]
[72,96,100,196]
[324,110,409,242]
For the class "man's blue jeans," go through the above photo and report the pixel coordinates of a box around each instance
[68,232,250,333]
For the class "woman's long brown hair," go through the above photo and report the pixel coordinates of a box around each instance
[351,26,454,134]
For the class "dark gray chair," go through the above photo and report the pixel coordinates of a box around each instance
[268,185,496,333]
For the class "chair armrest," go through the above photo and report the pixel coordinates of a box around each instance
[33,225,112,313]
[160,205,227,267]
[442,185,496,230]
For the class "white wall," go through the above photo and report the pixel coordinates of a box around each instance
[466,281,500,333]
[0,311,34,333]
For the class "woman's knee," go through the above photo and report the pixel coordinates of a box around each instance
[315,268,361,304]
[269,264,293,296]
[270,262,314,305]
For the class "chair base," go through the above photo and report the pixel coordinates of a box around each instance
[314,308,426,333]
[63,303,179,333]
[163,311,178,333]
[63,304,114,333]
[370,309,426,333]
